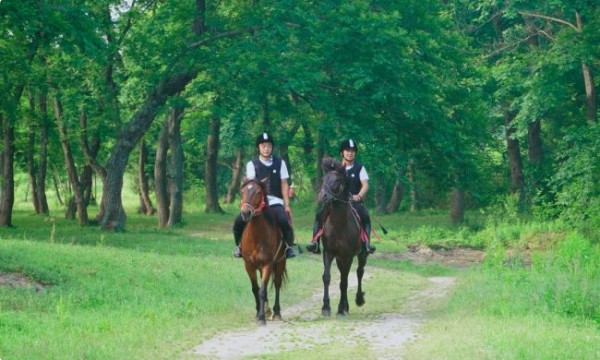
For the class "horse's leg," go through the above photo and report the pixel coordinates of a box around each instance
[271,261,285,321]
[355,252,367,307]
[262,270,272,319]
[257,266,271,325]
[321,251,332,317]
[336,257,352,316]
[244,262,261,318]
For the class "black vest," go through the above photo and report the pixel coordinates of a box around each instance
[252,157,283,198]
[345,162,363,195]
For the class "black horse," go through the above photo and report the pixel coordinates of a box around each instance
[317,157,368,316]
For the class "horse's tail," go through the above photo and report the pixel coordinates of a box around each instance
[269,263,288,290]
[271,239,288,288]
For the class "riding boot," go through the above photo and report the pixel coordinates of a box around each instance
[233,225,243,258]
[306,221,321,254]
[363,223,376,254]
[282,227,296,258]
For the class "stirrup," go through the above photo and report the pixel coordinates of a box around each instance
[285,247,296,258]
[233,246,242,258]
[306,241,320,254]
[366,243,376,254]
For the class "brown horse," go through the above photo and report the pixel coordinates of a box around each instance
[239,178,287,325]
[317,157,368,316]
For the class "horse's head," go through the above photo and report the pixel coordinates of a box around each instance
[318,157,348,204]
[239,178,268,222]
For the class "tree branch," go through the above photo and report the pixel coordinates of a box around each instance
[519,11,580,32]
[483,33,540,59]
[189,27,260,47]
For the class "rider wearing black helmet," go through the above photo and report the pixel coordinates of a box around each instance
[232,132,296,258]
[306,138,376,254]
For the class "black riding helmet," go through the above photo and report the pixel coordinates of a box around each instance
[256,132,275,147]
[339,139,358,153]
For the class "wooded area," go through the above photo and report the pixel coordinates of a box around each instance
[1,0,598,230]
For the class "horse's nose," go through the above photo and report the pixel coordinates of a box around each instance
[241,210,252,222]
[318,190,331,203]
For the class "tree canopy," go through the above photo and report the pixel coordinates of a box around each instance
[1,0,598,229]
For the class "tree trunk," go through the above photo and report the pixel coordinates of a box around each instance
[386,178,404,213]
[205,113,223,213]
[450,187,465,224]
[225,149,244,204]
[65,197,77,220]
[53,96,89,225]
[278,121,301,185]
[0,37,39,226]
[374,177,388,215]
[407,159,419,212]
[155,118,170,227]
[26,89,50,215]
[314,129,325,193]
[27,91,40,214]
[574,11,597,124]
[138,138,155,215]
[97,71,197,230]
[581,60,597,124]
[0,113,15,227]
[168,106,184,225]
[51,168,65,206]
[37,91,50,213]
[527,118,543,193]
[504,109,525,204]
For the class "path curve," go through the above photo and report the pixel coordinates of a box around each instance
[192,274,455,359]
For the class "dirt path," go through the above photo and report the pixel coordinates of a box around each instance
[192,273,456,359]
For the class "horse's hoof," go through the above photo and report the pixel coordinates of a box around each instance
[257,318,267,326]
[356,293,365,307]
[322,309,331,317]
[337,312,348,317]
[271,314,282,321]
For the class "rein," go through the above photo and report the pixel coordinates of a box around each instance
[320,183,350,205]
[240,180,268,220]
[241,195,267,217]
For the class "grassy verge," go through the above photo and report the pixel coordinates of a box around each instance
[1,204,600,359]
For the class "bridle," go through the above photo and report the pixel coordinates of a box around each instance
[319,172,350,205]
[240,180,267,221]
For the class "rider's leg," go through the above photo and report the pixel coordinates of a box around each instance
[358,205,376,254]
[275,206,296,258]
[363,222,376,254]
[306,209,323,253]
[232,214,245,258]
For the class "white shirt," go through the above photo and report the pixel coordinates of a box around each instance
[246,157,289,206]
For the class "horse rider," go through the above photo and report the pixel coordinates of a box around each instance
[306,138,376,254]
[232,132,297,259]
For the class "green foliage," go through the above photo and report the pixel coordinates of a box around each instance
[548,124,600,227]
[531,233,600,323]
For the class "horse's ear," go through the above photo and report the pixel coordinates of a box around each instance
[239,177,248,189]
[321,157,339,171]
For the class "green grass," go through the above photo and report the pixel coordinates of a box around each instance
[1,198,600,359]
[403,313,600,360]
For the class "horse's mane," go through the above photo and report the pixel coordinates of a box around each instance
[321,157,342,171]
[241,177,269,192]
